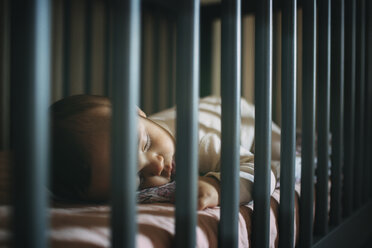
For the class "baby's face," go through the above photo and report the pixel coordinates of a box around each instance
[86,108,175,200]
[137,116,176,189]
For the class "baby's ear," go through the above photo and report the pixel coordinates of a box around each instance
[137,107,147,118]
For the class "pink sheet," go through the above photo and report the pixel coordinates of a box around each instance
[0,150,303,247]
[0,185,300,248]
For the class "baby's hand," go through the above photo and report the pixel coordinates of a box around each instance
[197,176,221,210]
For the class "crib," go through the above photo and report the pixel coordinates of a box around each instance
[0,0,371,247]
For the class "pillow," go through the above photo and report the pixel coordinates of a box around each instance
[137,181,176,204]
[0,150,177,205]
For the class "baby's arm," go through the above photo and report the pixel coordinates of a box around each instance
[197,176,220,210]
[202,160,277,205]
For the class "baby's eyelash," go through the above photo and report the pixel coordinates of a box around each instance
[144,133,151,152]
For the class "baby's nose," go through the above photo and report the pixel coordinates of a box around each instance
[148,154,164,175]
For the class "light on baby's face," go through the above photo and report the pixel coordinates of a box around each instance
[85,110,176,201]
[137,116,176,189]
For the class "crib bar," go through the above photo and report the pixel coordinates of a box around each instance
[329,0,344,226]
[152,15,160,112]
[10,0,51,247]
[363,30,370,203]
[175,1,199,247]
[362,0,370,203]
[367,0,372,200]
[314,0,331,236]
[1,0,10,151]
[219,0,241,247]
[272,10,280,125]
[84,0,93,94]
[299,0,316,247]
[110,0,141,247]
[278,0,297,247]
[200,13,212,97]
[63,0,71,97]
[364,65,371,202]
[104,0,111,96]
[354,0,366,209]
[167,21,175,107]
[252,0,272,247]
[342,0,356,217]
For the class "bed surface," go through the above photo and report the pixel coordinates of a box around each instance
[0,146,303,248]
[0,184,300,248]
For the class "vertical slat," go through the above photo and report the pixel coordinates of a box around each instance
[272,9,280,126]
[354,0,366,209]
[63,0,71,97]
[1,0,10,150]
[314,0,331,236]
[175,0,199,247]
[364,24,370,202]
[104,0,111,97]
[329,0,344,226]
[367,0,372,200]
[278,0,297,247]
[299,0,316,247]
[200,12,212,97]
[167,20,175,108]
[364,1,370,203]
[219,0,241,247]
[10,0,51,247]
[252,0,273,247]
[84,0,93,94]
[342,0,356,217]
[140,12,153,114]
[110,0,141,247]
[152,14,160,112]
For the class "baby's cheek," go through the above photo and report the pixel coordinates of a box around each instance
[137,153,147,172]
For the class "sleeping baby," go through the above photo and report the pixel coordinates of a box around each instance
[50,95,282,210]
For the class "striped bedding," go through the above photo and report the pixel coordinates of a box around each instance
[0,139,305,248]
[0,184,301,248]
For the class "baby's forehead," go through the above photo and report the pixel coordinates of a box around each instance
[137,117,153,138]
[138,116,158,130]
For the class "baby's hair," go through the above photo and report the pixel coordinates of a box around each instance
[50,95,111,201]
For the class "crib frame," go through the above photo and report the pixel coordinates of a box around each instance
[2,0,372,247]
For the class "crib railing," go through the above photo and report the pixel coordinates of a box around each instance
[278,0,296,247]
[219,0,241,247]
[300,0,316,246]
[10,0,52,247]
[110,0,141,247]
[174,1,199,247]
[5,0,372,247]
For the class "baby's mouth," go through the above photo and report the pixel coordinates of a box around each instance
[161,160,175,178]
